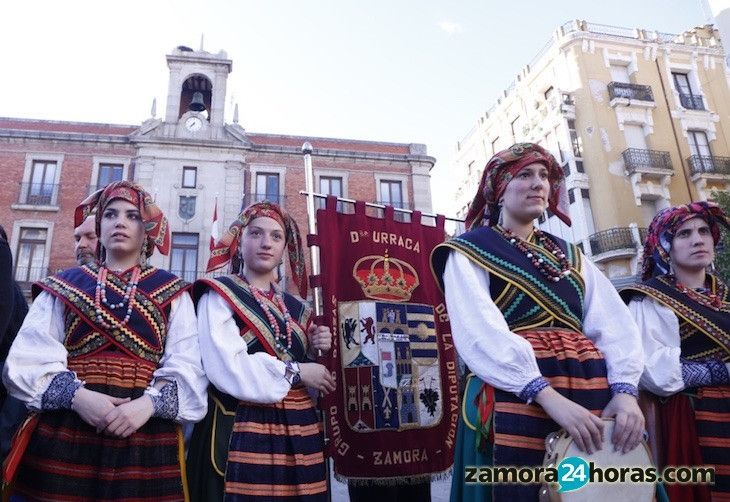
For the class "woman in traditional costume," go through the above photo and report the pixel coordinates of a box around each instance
[621,202,730,501]
[431,143,646,501]
[2,181,208,500]
[186,201,334,501]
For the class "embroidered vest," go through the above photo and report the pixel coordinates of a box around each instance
[194,275,311,363]
[33,263,189,363]
[432,226,585,332]
[622,274,730,362]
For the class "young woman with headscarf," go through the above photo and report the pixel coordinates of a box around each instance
[2,181,207,501]
[431,143,645,501]
[621,202,730,501]
[186,201,334,502]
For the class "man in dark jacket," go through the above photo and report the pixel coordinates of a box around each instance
[0,225,29,463]
[0,226,28,397]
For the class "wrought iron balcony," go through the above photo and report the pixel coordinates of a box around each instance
[687,155,730,176]
[679,93,705,111]
[607,82,654,102]
[588,227,637,256]
[17,182,59,206]
[622,148,673,174]
[639,227,648,245]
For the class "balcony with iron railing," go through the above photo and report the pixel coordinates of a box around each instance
[679,93,705,111]
[560,93,576,118]
[16,182,59,207]
[588,227,638,260]
[638,227,648,245]
[622,148,673,175]
[687,155,730,177]
[607,82,654,104]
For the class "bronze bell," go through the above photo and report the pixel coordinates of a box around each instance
[188,91,206,112]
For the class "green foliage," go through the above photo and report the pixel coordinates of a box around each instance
[710,190,730,283]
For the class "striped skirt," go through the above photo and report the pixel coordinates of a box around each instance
[492,328,611,501]
[224,386,327,501]
[9,353,186,502]
[696,386,730,500]
[663,385,730,501]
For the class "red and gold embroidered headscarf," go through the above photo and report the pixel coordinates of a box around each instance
[464,142,570,230]
[207,201,308,298]
[74,181,170,257]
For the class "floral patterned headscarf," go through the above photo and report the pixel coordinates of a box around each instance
[464,142,570,230]
[640,201,729,280]
[207,201,307,298]
[74,181,170,257]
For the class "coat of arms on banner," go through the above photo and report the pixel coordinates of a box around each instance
[318,198,456,480]
[338,252,443,433]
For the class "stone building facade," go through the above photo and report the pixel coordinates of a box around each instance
[0,46,434,296]
[449,20,730,281]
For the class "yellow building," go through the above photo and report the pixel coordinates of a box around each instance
[451,20,730,281]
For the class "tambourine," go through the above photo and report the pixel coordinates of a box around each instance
[540,418,655,501]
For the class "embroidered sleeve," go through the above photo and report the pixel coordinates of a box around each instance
[609,382,639,398]
[443,254,545,396]
[709,360,730,385]
[41,371,83,410]
[519,376,550,403]
[145,381,179,420]
[198,291,290,404]
[681,358,730,388]
[581,259,644,389]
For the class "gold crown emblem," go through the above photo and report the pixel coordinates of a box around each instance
[352,250,419,301]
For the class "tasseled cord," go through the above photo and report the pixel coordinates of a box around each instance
[475,383,495,452]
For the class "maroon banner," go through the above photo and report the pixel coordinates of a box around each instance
[317,196,458,482]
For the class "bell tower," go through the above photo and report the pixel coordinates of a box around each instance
[164,45,232,129]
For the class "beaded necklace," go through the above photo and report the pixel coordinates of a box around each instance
[670,275,724,311]
[496,226,571,282]
[94,265,141,329]
[241,275,294,351]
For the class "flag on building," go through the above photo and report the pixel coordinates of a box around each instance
[210,197,219,251]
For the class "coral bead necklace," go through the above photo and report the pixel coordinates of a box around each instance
[241,275,294,351]
[497,226,571,282]
[94,265,141,329]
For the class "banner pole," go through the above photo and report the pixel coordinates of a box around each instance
[302,142,332,502]
[302,142,323,324]
[298,190,465,223]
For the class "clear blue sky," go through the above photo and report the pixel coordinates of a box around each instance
[1,0,709,213]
